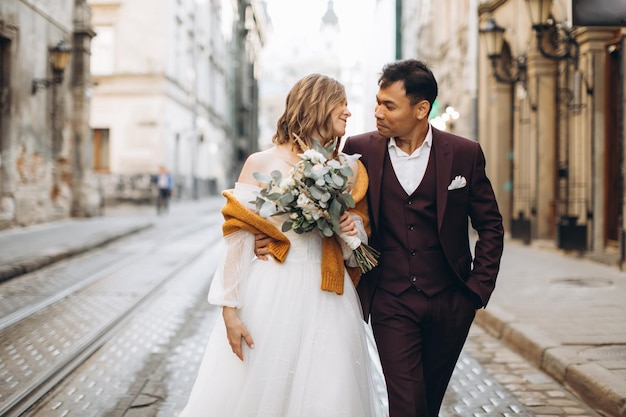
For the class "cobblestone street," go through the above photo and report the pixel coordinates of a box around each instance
[1,199,623,416]
[442,326,602,417]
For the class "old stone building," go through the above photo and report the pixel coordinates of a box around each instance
[88,0,267,202]
[401,0,626,268]
[0,0,100,229]
[0,0,266,229]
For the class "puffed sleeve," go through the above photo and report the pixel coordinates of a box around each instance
[207,183,259,308]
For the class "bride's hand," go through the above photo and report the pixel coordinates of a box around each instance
[223,307,254,361]
[339,212,357,236]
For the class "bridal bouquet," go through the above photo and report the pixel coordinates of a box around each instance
[252,139,379,273]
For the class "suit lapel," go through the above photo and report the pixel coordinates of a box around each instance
[433,128,452,232]
[367,135,387,233]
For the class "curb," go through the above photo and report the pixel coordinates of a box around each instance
[0,223,153,283]
[475,308,626,417]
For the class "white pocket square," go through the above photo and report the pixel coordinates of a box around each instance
[447,175,467,190]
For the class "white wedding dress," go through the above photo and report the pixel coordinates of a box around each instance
[178,183,388,417]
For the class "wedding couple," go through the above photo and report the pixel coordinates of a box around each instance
[178,59,504,417]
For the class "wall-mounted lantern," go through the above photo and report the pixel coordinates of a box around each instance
[480,18,527,84]
[525,0,578,60]
[32,40,72,95]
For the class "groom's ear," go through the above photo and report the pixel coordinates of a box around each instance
[415,99,431,121]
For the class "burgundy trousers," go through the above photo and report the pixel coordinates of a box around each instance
[371,285,476,417]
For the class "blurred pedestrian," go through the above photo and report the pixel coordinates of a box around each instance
[341,59,505,417]
[155,165,173,214]
[178,74,388,417]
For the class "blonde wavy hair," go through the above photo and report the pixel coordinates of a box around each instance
[272,74,347,153]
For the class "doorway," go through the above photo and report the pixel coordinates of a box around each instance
[605,38,624,247]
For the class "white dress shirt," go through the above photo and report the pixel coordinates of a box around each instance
[388,125,433,195]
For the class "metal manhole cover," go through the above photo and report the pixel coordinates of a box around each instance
[551,277,613,288]
[580,346,626,361]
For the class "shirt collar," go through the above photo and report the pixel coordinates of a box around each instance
[388,124,433,156]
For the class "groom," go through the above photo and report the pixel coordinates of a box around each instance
[341,59,504,417]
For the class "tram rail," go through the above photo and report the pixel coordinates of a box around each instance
[0,215,222,417]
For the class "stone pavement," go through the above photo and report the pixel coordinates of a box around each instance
[0,199,625,417]
[0,213,152,283]
[475,239,626,417]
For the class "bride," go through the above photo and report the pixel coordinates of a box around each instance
[177,74,388,417]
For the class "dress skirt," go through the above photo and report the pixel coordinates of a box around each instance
[177,186,387,417]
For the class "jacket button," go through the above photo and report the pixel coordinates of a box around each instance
[408,224,415,231]
[407,199,412,205]
[410,250,417,256]
[410,276,417,282]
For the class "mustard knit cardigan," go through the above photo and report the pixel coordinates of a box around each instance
[221,160,370,295]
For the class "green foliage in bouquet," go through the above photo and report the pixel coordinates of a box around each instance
[252,140,355,238]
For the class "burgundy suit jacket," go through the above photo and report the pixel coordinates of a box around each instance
[342,128,504,318]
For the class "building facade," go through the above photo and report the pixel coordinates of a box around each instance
[401,0,626,268]
[89,0,267,203]
[0,0,100,229]
[477,0,626,267]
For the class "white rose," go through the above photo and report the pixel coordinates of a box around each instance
[301,149,326,164]
[297,193,311,207]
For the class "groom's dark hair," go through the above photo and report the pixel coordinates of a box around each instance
[379,59,438,113]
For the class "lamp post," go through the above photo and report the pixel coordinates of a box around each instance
[525,0,578,61]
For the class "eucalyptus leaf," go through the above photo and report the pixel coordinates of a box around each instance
[329,199,342,219]
[259,201,277,218]
[339,165,354,177]
[309,186,323,200]
[253,171,271,183]
[331,172,345,187]
[270,170,283,181]
[338,194,355,208]
[327,159,341,169]
[282,220,293,232]
[279,193,295,205]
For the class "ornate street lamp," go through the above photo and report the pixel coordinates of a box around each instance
[526,0,553,31]
[32,40,72,94]
[480,18,526,84]
[525,0,578,60]
[481,18,505,60]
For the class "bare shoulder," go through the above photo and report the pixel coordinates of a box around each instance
[237,147,283,186]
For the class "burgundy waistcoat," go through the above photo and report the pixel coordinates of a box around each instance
[377,147,457,296]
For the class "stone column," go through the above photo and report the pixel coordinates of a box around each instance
[525,46,558,240]
[573,28,618,252]
[70,0,100,217]
[488,80,515,233]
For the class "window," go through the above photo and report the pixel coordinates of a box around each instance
[93,128,110,172]
[91,26,115,75]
